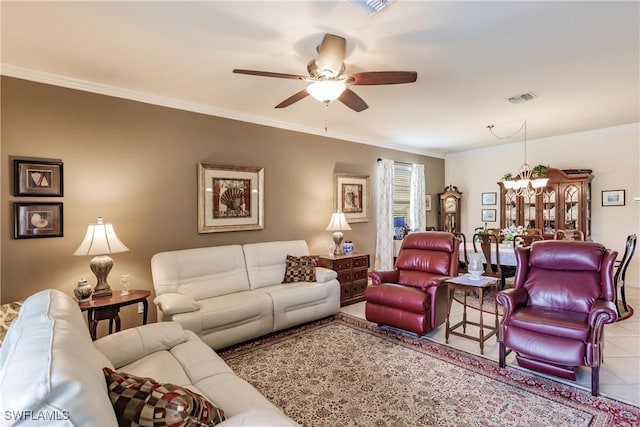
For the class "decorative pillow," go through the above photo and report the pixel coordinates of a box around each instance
[103,368,225,426]
[282,255,318,283]
[0,300,23,346]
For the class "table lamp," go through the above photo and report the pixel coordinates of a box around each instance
[326,211,352,256]
[73,217,129,298]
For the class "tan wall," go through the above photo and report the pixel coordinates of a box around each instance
[0,77,444,333]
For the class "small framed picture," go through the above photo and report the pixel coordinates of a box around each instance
[602,190,625,207]
[425,194,432,212]
[481,208,496,222]
[14,202,63,239]
[197,163,264,233]
[14,159,63,197]
[482,192,497,206]
[334,174,370,223]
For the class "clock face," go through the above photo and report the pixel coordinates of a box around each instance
[444,197,457,213]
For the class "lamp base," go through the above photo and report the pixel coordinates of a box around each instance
[332,231,344,256]
[89,254,114,299]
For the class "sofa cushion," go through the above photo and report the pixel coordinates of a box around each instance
[244,240,310,289]
[0,289,118,426]
[151,245,250,300]
[104,367,225,426]
[282,255,318,283]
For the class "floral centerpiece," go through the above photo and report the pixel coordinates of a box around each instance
[501,225,524,242]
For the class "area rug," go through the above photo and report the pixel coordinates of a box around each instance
[220,314,639,427]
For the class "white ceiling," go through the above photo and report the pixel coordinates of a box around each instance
[1,1,638,157]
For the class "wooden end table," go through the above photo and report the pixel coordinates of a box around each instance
[445,275,500,355]
[78,289,150,340]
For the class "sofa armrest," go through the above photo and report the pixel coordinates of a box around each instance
[154,293,200,316]
[94,322,189,369]
[368,270,399,285]
[495,288,528,317]
[315,267,338,282]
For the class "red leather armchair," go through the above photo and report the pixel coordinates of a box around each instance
[365,232,459,336]
[496,241,618,396]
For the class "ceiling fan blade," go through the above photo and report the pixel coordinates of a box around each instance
[338,88,368,112]
[275,89,309,109]
[315,34,346,76]
[345,71,418,85]
[233,69,307,80]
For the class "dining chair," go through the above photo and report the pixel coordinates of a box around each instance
[453,232,468,274]
[485,228,503,242]
[554,229,585,241]
[513,234,544,248]
[472,232,516,289]
[614,234,637,316]
[525,228,543,237]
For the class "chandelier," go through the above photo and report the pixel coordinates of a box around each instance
[487,121,549,197]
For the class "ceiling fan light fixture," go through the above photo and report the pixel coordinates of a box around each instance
[306,80,346,104]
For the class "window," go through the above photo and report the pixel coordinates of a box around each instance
[393,163,411,222]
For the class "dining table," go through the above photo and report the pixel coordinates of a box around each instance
[465,243,518,267]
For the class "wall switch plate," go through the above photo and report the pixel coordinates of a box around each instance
[138,302,144,314]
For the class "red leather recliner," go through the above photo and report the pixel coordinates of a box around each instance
[365,232,459,336]
[496,240,618,396]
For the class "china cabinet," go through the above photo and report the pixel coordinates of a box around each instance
[498,168,593,239]
[439,185,462,233]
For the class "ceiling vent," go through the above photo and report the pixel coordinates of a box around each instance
[348,0,394,15]
[506,92,537,104]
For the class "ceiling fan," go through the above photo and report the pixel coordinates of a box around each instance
[233,34,417,112]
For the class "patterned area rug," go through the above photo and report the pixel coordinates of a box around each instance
[220,314,639,427]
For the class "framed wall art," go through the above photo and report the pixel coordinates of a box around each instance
[14,159,64,197]
[602,190,625,207]
[14,202,63,239]
[198,163,264,233]
[425,194,432,212]
[334,173,370,223]
[481,208,496,222]
[482,192,497,206]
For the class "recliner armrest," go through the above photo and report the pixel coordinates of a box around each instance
[154,293,200,316]
[368,270,399,285]
[315,267,338,282]
[496,288,528,316]
[588,299,617,330]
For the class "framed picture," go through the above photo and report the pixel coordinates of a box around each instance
[482,192,497,206]
[602,190,625,207]
[481,208,496,222]
[198,163,264,233]
[425,194,432,212]
[14,202,63,239]
[14,159,63,197]
[334,174,370,223]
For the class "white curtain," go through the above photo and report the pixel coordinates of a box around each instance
[409,163,426,231]
[374,159,394,270]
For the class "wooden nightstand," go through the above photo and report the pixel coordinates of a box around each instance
[318,253,370,306]
[78,289,150,340]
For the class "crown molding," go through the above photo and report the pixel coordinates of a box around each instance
[1,63,444,159]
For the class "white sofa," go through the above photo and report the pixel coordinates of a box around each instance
[0,289,298,426]
[151,240,341,350]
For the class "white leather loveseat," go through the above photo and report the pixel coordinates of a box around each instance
[0,289,298,426]
[151,240,341,350]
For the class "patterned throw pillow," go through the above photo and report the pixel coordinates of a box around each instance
[282,255,319,283]
[0,300,23,346]
[103,368,225,426]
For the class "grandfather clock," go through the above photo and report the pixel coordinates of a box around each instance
[439,185,462,233]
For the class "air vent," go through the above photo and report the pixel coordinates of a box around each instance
[347,0,394,15]
[506,92,537,104]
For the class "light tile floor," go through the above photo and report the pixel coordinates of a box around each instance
[341,287,640,407]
